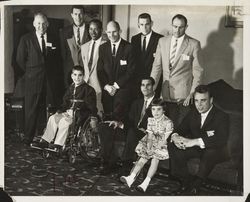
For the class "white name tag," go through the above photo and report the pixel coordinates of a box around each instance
[206,130,215,137]
[182,54,190,61]
[120,60,127,65]
[46,42,52,47]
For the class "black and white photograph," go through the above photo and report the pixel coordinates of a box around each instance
[0,0,249,202]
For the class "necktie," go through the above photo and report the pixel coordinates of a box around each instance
[139,100,147,125]
[142,36,146,52]
[41,34,46,58]
[112,44,116,56]
[88,41,95,71]
[170,38,178,68]
[77,27,81,46]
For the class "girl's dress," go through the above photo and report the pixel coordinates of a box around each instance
[135,114,173,160]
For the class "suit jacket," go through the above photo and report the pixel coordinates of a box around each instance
[58,82,97,118]
[97,39,136,116]
[150,34,204,102]
[81,37,107,113]
[176,106,229,149]
[131,31,163,79]
[128,96,156,130]
[60,24,90,80]
[16,31,63,105]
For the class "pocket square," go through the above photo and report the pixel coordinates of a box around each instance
[182,54,190,61]
[120,60,127,65]
[46,42,52,47]
[206,130,215,137]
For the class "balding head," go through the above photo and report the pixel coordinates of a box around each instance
[33,12,49,35]
[106,21,121,43]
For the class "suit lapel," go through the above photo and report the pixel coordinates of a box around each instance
[31,32,43,56]
[145,32,155,56]
[173,35,189,66]
[201,107,215,129]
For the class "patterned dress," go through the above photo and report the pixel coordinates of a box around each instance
[135,115,173,160]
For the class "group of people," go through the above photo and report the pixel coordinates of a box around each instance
[15,5,230,195]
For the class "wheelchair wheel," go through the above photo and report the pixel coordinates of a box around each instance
[78,118,101,160]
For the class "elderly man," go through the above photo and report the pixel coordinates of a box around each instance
[150,14,204,127]
[16,12,63,145]
[168,85,229,195]
[97,20,135,175]
[61,5,90,87]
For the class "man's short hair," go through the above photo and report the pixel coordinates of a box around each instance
[107,21,120,31]
[138,13,152,22]
[72,65,84,75]
[194,85,213,98]
[89,19,103,30]
[172,14,188,26]
[71,5,85,13]
[141,76,155,86]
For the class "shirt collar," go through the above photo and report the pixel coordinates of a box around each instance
[111,37,121,47]
[141,31,152,39]
[201,105,213,117]
[91,36,102,44]
[73,23,85,30]
[172,34,185,42]
[36,32,47,39]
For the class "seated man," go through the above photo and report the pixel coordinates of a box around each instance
[168,84,229,195]
[121,77,157,174]
[31,65,97,150]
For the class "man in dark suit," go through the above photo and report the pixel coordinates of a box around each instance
[131,13,163,98]
[97,21,135,117]
[121,77,156,173]
[97,21,135,175]
[16,12,63,145]
[168,84,229,195]
[60,5,90,87]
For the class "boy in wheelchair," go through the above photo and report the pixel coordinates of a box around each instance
[31,65,98,151]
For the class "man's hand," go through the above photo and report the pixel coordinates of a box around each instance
[104,120,122,129]
[104,85,117,96]
[183,93,193,106]
[172,133,188,150]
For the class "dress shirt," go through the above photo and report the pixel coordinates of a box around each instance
[141,31,152,51]
[73,24,85,45]
[36,32,47,51]
[110,37,121,56]
[88,37,102,60]
[170,34,185,61]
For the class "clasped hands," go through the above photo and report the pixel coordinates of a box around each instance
[105,84,118,96]
[171,133,198,150]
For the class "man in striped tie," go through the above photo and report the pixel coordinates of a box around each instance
[150,14,204,127]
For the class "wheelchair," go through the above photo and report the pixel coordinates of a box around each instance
[34,100,102,164]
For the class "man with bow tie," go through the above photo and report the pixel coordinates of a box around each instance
[16,12,63,145]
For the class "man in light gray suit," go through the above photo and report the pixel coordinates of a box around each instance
[150,14,204,126]
[81,19,106,115]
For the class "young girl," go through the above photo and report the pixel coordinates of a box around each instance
[120,98,173,192]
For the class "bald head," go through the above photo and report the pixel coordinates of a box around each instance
[106,21,121,43]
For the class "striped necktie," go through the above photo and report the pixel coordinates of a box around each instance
[170,38,178,68]
[76,27,81,46]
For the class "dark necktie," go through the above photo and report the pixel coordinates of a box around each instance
[77,27,81,46]
[41,34,46,58]
[138,99,148,125]
[112,44,116,57]
[88,41,95,71]
[142,36,146,52]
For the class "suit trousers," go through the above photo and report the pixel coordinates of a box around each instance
[168,142,228,180]
[41,113,73,146]
[165,102,191,127]
[121,127,146,162]
[24,92,46,143]
[98,123,126,166]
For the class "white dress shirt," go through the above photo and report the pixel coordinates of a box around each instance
[36,32,47,51]
[110,37,121,56]
[141,31,152,51]
[73,24,85,44]
[170,34,185,60]
[88,37,102,61]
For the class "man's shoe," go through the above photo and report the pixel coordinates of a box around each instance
[31,140,49,149]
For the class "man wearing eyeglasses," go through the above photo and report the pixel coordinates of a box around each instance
[150,14,204,127]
